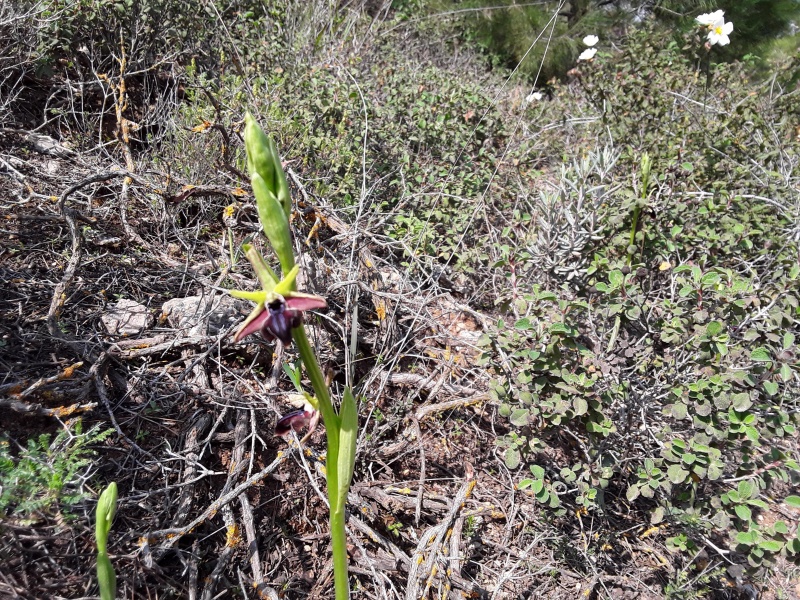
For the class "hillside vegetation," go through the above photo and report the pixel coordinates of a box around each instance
[1,1,799,598]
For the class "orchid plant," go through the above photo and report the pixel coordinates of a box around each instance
[95,482,118,600]
[229,114,357,599]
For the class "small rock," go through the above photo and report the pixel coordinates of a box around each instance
[101,298,151,336]
[162,295,241,336]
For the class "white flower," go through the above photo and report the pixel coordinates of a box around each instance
[696,10,724,26]
[578,48,597,61]
[583,35,599,47]
[707,19,733,46]
[525,92,543,103]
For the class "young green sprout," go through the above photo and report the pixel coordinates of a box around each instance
[95,482,118,600]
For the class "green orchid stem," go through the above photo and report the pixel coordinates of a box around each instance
[627,206,641,267]
[292,325,349,599]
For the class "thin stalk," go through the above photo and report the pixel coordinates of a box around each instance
[627,206,641,267]
[292,326,349,599]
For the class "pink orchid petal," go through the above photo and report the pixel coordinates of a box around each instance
[233,309,270,342]
[285,293,327,312]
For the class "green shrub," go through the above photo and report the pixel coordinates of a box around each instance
[0,421,111,522]
[484,29,800,583]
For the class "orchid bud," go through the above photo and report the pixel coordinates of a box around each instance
[245,113,291,218]
[245,112,276,192]
[252,173,295,275]
[95,482,118,555]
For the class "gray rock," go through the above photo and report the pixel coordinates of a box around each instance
[101,298,151,336]
[162,295,241,336]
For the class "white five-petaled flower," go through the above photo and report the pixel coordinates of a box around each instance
[525,92,543,103]
[696,9,733,46]
[578,48,597,61]
[696,10,724,26]
[583,35,599,47]
[707,19,733,46]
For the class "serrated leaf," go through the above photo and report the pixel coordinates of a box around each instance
[573,397,588,416]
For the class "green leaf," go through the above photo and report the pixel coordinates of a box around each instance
[736,530,758,546]
[706,321,723,337]
[667,464,689,484]
[763,380,779,396]
[96,552,116,600]
[510,409,530,427]
[734,504,752,522]
[773,521,789,535]
[530,464,545,479]
[573,397,588,416]
[336,387,358,510]
[95,482,118,555]
[549,323,572,335]
[784,495,800,508]
[514,318,531,330]
[505,448,521,469]
[731,393,752,411]
[758,540,783,552]
[626,485,640,502]
[750,348,772,362]
[737,480,757,500]
[783,332,795,349]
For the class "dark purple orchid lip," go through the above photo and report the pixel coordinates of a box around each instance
[261,301,302,345]
[275,409,315,437]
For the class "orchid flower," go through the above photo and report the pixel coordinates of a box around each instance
[229,258,327,345]
[275,393,320,438]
